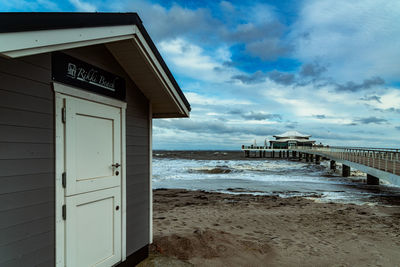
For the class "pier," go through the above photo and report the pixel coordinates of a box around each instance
[241,145,400,186]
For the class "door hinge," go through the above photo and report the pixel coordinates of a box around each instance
[62,205,66,220]
[62,172,66,188]
[61,107,66,123]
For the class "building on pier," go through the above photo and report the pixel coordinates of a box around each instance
[270,131,315,149]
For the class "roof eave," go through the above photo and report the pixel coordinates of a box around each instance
[0,12,190,118]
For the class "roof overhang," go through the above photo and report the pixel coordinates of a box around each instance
[0,12,190,118]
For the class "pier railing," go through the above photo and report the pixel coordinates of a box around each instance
[294,146,400,176]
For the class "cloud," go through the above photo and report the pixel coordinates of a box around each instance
[293,0,400,82]
[360,95,381,103]
[158,38,235,83]
[299,62,326,77]
[231,71,266,84]
[395,126,400,131]
[185,92,251,106]
[154,119,278,136]
[227,110,282,121]
[267,70,295,85]
[69,0,96,11]
[240,112,282,121]
[355,116,388,125]
[313,114,326,119]
[245,38,290,61]
[0,0,60,11]
[384,108,400,113]
[335,77,385,92]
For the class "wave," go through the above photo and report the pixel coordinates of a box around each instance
[188,166,234,174]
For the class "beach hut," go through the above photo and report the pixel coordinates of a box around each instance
[270,131,315,149]
[0,13,190,266]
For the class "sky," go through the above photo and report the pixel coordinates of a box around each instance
[3,0,400,149]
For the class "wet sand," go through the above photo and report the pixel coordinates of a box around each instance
[142,189,400,267]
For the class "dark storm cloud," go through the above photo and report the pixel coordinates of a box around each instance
[241,112,282,121]
[228,110,282,121]
[231,71,267,84]
[313,114,326,119]
[386,108,400,113]
[154,119,278,136]
[300,62,327,78]
[373,107,400,113]
[244,38,291,61]
[228,109,243,115]
[267,70,295,85]
[227,21,284,43]
[136,2,291,61]
[355,117,387,125]
[222,61,236,67]
[360,95,381,103]
[335,77,385,92]
[137,4,221,42]
[285,122,298,129]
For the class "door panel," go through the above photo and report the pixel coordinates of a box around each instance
[66,187,121,267]
[65,96,121,196]
[60,93,123,267]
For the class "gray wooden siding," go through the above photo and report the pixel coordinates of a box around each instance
[0,54,54,267]
[65,45,151,255]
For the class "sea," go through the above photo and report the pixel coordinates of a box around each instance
[152,151,400,205]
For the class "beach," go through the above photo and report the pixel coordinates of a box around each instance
[138,151,400,266]
[143,189,400,267]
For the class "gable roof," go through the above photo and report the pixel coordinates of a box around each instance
[0,12,190,118]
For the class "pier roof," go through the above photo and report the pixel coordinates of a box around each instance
[273,131,311,138]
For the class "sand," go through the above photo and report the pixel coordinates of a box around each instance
[139,189,400,267]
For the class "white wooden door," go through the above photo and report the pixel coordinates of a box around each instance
[62,95,122,267]
[64,96,121,196]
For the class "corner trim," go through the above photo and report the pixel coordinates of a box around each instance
[149,103,153,244]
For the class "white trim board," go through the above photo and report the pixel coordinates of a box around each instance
[54,84,127,266]
[54,93,65,267]
[0,25,135,58]
[130,26,189,117]
[53,82,127,109]
[105,26,189,117]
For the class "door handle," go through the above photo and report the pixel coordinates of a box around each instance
[112,163,121,168]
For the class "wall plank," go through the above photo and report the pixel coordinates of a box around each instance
[0,53,54,266]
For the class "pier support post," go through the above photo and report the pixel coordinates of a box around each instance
[330,160,336,170]
[272,150,275,158]
[342,164,350,177]
[315,155,320,165]
[279,151,282,158]
[367,174,379,185]
[305,154,310,162]
[299,153,302,161]
[293,151,297,158]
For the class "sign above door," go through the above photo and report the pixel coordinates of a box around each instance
[52,52,126,100]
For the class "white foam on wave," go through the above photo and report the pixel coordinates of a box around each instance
[152,157,400,204]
